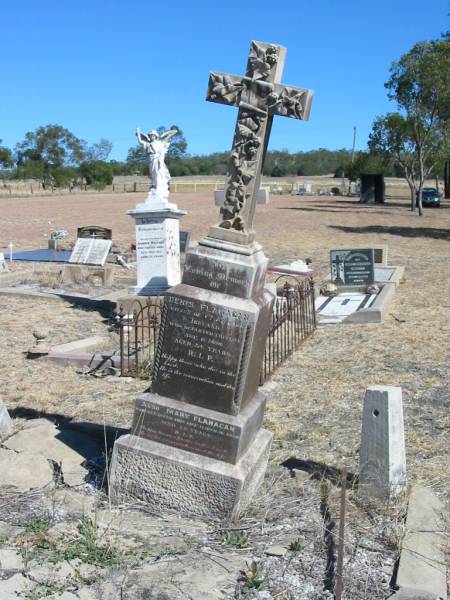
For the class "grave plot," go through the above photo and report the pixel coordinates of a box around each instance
[316,246,405,324]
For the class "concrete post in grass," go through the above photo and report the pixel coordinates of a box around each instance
[359,385,407,500]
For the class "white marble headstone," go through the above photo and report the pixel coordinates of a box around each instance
[69,238,112,266]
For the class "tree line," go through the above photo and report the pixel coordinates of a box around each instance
[1,32,448,215]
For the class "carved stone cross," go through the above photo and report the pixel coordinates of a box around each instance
[206,41,314,246]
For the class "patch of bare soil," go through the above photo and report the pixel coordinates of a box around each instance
[0,191,448,598]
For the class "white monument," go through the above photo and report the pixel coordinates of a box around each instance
[129,127,186,296]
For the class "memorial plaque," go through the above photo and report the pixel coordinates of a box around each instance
[132,392,266,464]
[330,249,374,286]
[77,225,112,240]
[69,238,112,266]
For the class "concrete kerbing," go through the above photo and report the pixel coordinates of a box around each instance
[45,351,121,370]
[395,485,447,600]
[49,335,109,355]
[345,282,396,324]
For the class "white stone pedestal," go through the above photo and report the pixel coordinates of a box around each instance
[128,192,186,296]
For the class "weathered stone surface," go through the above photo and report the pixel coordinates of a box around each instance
[392,589,444,600]
[49,335,109,355]
[0,548,24,571]
[110,429,272,520]
[0,448,54,491]
[120,551,245,600]
[131,391,266,464]
[62,264,115,286]
[396,485,446,599]
[152,284,273,415]
[359,386,406,499]
[0,573,29,599]
[4,419,102,487]
[265,545,288,557]
[0,400,12,438]
[182,242,268,299]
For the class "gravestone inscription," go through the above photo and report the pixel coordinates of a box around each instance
[330,249,374,285]
[69,238,112,266]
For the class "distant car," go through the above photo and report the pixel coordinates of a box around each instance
[416,188,441,207]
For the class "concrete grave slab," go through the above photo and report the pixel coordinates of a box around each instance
[0,448,54,492]
[396,485,447,599]
[4,419,102,487]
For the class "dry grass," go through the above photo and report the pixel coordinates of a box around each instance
[0,190,448,597]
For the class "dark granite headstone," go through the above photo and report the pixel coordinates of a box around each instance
[330,249,375,285]
[77,226,112,240]
[152,284,273,415]
[179,230,190,253]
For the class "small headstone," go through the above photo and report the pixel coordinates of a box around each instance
[69,238,112,266]
[179,230,190,254]
[0,252,8,272]
[77,225,112,240]
[0,400,12,437]
[330,249,374,286]
[359,385,407,500]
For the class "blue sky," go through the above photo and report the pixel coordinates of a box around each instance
[1,0,448,161]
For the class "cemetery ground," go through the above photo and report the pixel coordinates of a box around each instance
[0,190,448,599]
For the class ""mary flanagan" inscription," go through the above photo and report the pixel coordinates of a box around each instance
[132,398,241,462]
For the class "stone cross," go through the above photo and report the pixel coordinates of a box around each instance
[206,40,314,246]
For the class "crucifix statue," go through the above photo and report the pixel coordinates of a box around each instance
[206,41,314,246]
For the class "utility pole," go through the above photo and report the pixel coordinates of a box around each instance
[351,126,357,164]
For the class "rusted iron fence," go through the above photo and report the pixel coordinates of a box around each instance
[116,275,315,381]
[260,274,316,384]
[116,298,163,377]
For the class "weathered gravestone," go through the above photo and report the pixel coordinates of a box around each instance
[330,248,375,286]
[68,238,112,266]
[110,40,314,519]
[63,237,113,286]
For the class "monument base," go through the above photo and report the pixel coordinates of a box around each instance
[110,428,272,520]
[128,284,167,297]
[61,264,115,287]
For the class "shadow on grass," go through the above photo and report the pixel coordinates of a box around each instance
[328,225,450,240]
[281,457,356,487]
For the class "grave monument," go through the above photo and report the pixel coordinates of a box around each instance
[63,232,114,286]
[110,41,314,518]
[128,128,186,296]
